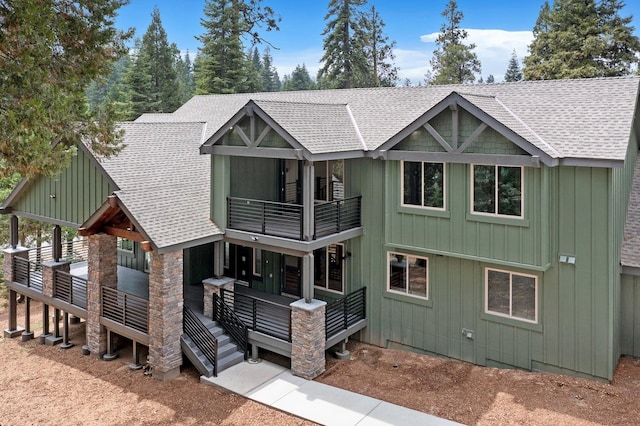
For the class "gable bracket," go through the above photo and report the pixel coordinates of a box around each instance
[233,126,252,147]
[450,103,459,150]
[252,125,272,148]
[458,123,488,153]
[424,123,453,153]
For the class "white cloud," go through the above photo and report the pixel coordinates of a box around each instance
[418,29,533,83]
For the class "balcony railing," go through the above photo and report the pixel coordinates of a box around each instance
[12,256,43,292]
[220,288,292,342]
[101,286,149,334]
[53,270,87,309]
[227,195,362,241]
[25,239,89,264]
[325,287,366,339]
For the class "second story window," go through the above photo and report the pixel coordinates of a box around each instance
[402,161,445,209]
[117,237,134,253]
[472,165,523,218]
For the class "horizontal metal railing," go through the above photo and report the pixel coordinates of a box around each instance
[184,306,218,377]
[53,269,87,309]
[213,293,248,358]
[325,287,367,339]
[12,256,43,292]
[26,239,89,264]
[228,195,362,241]
[101,286,149,334]
[220,289,292,342]
[228,197,303,240]
[314,196,362,238]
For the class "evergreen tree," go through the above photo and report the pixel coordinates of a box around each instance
[195,0,279,94]
[175,50,196,104]
[283,64,316,91]
[429,0,481,85]
[0,0,131,179]
[486,74,495,83]
[360,5,398,87]
[318,0,369,89]
[261,48,280,91]
[504,50,523,82]
[125,7,181,119]
[524,0,640,79]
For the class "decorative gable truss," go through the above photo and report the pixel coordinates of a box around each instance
[373,92,560,168]
[200,101,307,160]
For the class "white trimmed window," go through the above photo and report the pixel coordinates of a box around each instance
[472,165,523,217]
[485,268,537,323]
[314,244,344,294]
[402,161,445,209]
[387,252,428,299]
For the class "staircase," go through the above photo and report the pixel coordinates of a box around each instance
[182,309,245,377]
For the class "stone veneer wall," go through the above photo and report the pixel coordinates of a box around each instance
[148,250,184,381]
[86,233,117,358]
[41,261,70,298]
[290,299,327,380]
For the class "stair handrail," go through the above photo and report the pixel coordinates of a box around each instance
[213,293,249,359]
[183,306,218,377]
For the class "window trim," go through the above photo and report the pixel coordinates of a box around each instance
[484,267,538,324]
[470,164,524,219]
[401,161,446,211]
[386,251,429,300]
[314,243,345,295]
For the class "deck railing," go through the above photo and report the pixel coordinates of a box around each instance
[227,195,361,241]
[325,287,367,339]
[220,289,292,342]
[12,256,43,292]
[314,196,362,238]
[101,286,149,334]
[212,293,248,357]
[184,306,218,377]
[53,270,87,309]
[25,239,89,264]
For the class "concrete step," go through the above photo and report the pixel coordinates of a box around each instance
[217,350,245,373]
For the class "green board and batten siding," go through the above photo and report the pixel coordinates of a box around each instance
[12,147,114,227]
[347,107,635,381]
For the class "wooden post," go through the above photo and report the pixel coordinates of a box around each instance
[60,311,73,349]
[4,289,23,338]
[52,225,62,262]
[213,241,224,279]
[302,253,314,303]
[40,304,50,344]
[302,161,315,241]
[9,215,18,249]
[21,297,34,341]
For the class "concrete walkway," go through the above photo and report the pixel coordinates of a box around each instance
[201,360,461,426]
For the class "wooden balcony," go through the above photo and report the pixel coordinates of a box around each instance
[227,195,362,241]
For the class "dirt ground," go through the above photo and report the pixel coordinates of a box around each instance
[1,297,640,426]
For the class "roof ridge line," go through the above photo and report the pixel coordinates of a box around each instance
[345,104,367,151]
[253,99,348,106]
[492,96,562,158]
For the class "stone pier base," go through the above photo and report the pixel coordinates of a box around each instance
[202,277,235,318]
[290,299,327,380]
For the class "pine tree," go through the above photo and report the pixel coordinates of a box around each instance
[429,1,481,85]
[195,0,279,94]
[504,50,523,82]
[125,7,181,119]
[283,64,316,91]
[361,5,398,87]
[261,48,280,91]
[318,0,369,89]
[486,74,495,83]
[524,0,640,80]
[0,0,131,178]
[176,50,196,104]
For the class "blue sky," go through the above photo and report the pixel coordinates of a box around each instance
[115,0,640,83]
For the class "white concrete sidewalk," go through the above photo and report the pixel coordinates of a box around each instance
[201,360,461,426]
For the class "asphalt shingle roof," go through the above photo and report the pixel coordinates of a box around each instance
[96,121,221,251]
[170,77,639,161]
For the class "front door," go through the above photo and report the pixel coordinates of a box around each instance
[282,255,301,297]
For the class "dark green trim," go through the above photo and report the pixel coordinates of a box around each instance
[381,150,542,168]
[9,210,80,228]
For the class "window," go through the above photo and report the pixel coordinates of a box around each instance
[315,160,344,201]
[314,244,344,293]
[253,248,262,277]
[402,161,445,209]
[223,242,230,269]
[472,165,523,217]
[485,268,537,323]
[117,237,134,252]
[144,252,150,273]
[387,252,428,299]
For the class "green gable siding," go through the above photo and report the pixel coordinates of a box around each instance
[230,157,279,201]
[222,116,291,148]
[12,147,114,226]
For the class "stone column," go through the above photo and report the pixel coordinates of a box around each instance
[86,233,117,358]
[202,277,234,318]
[41,260,70,345]
[148,250,183,381]
[290,298,327,380]
[3,248,28,338]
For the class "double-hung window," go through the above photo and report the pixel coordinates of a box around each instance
[485,268,537,323]
[472,165,523,217]
[387,252,429,299]
[402,161,445,209]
